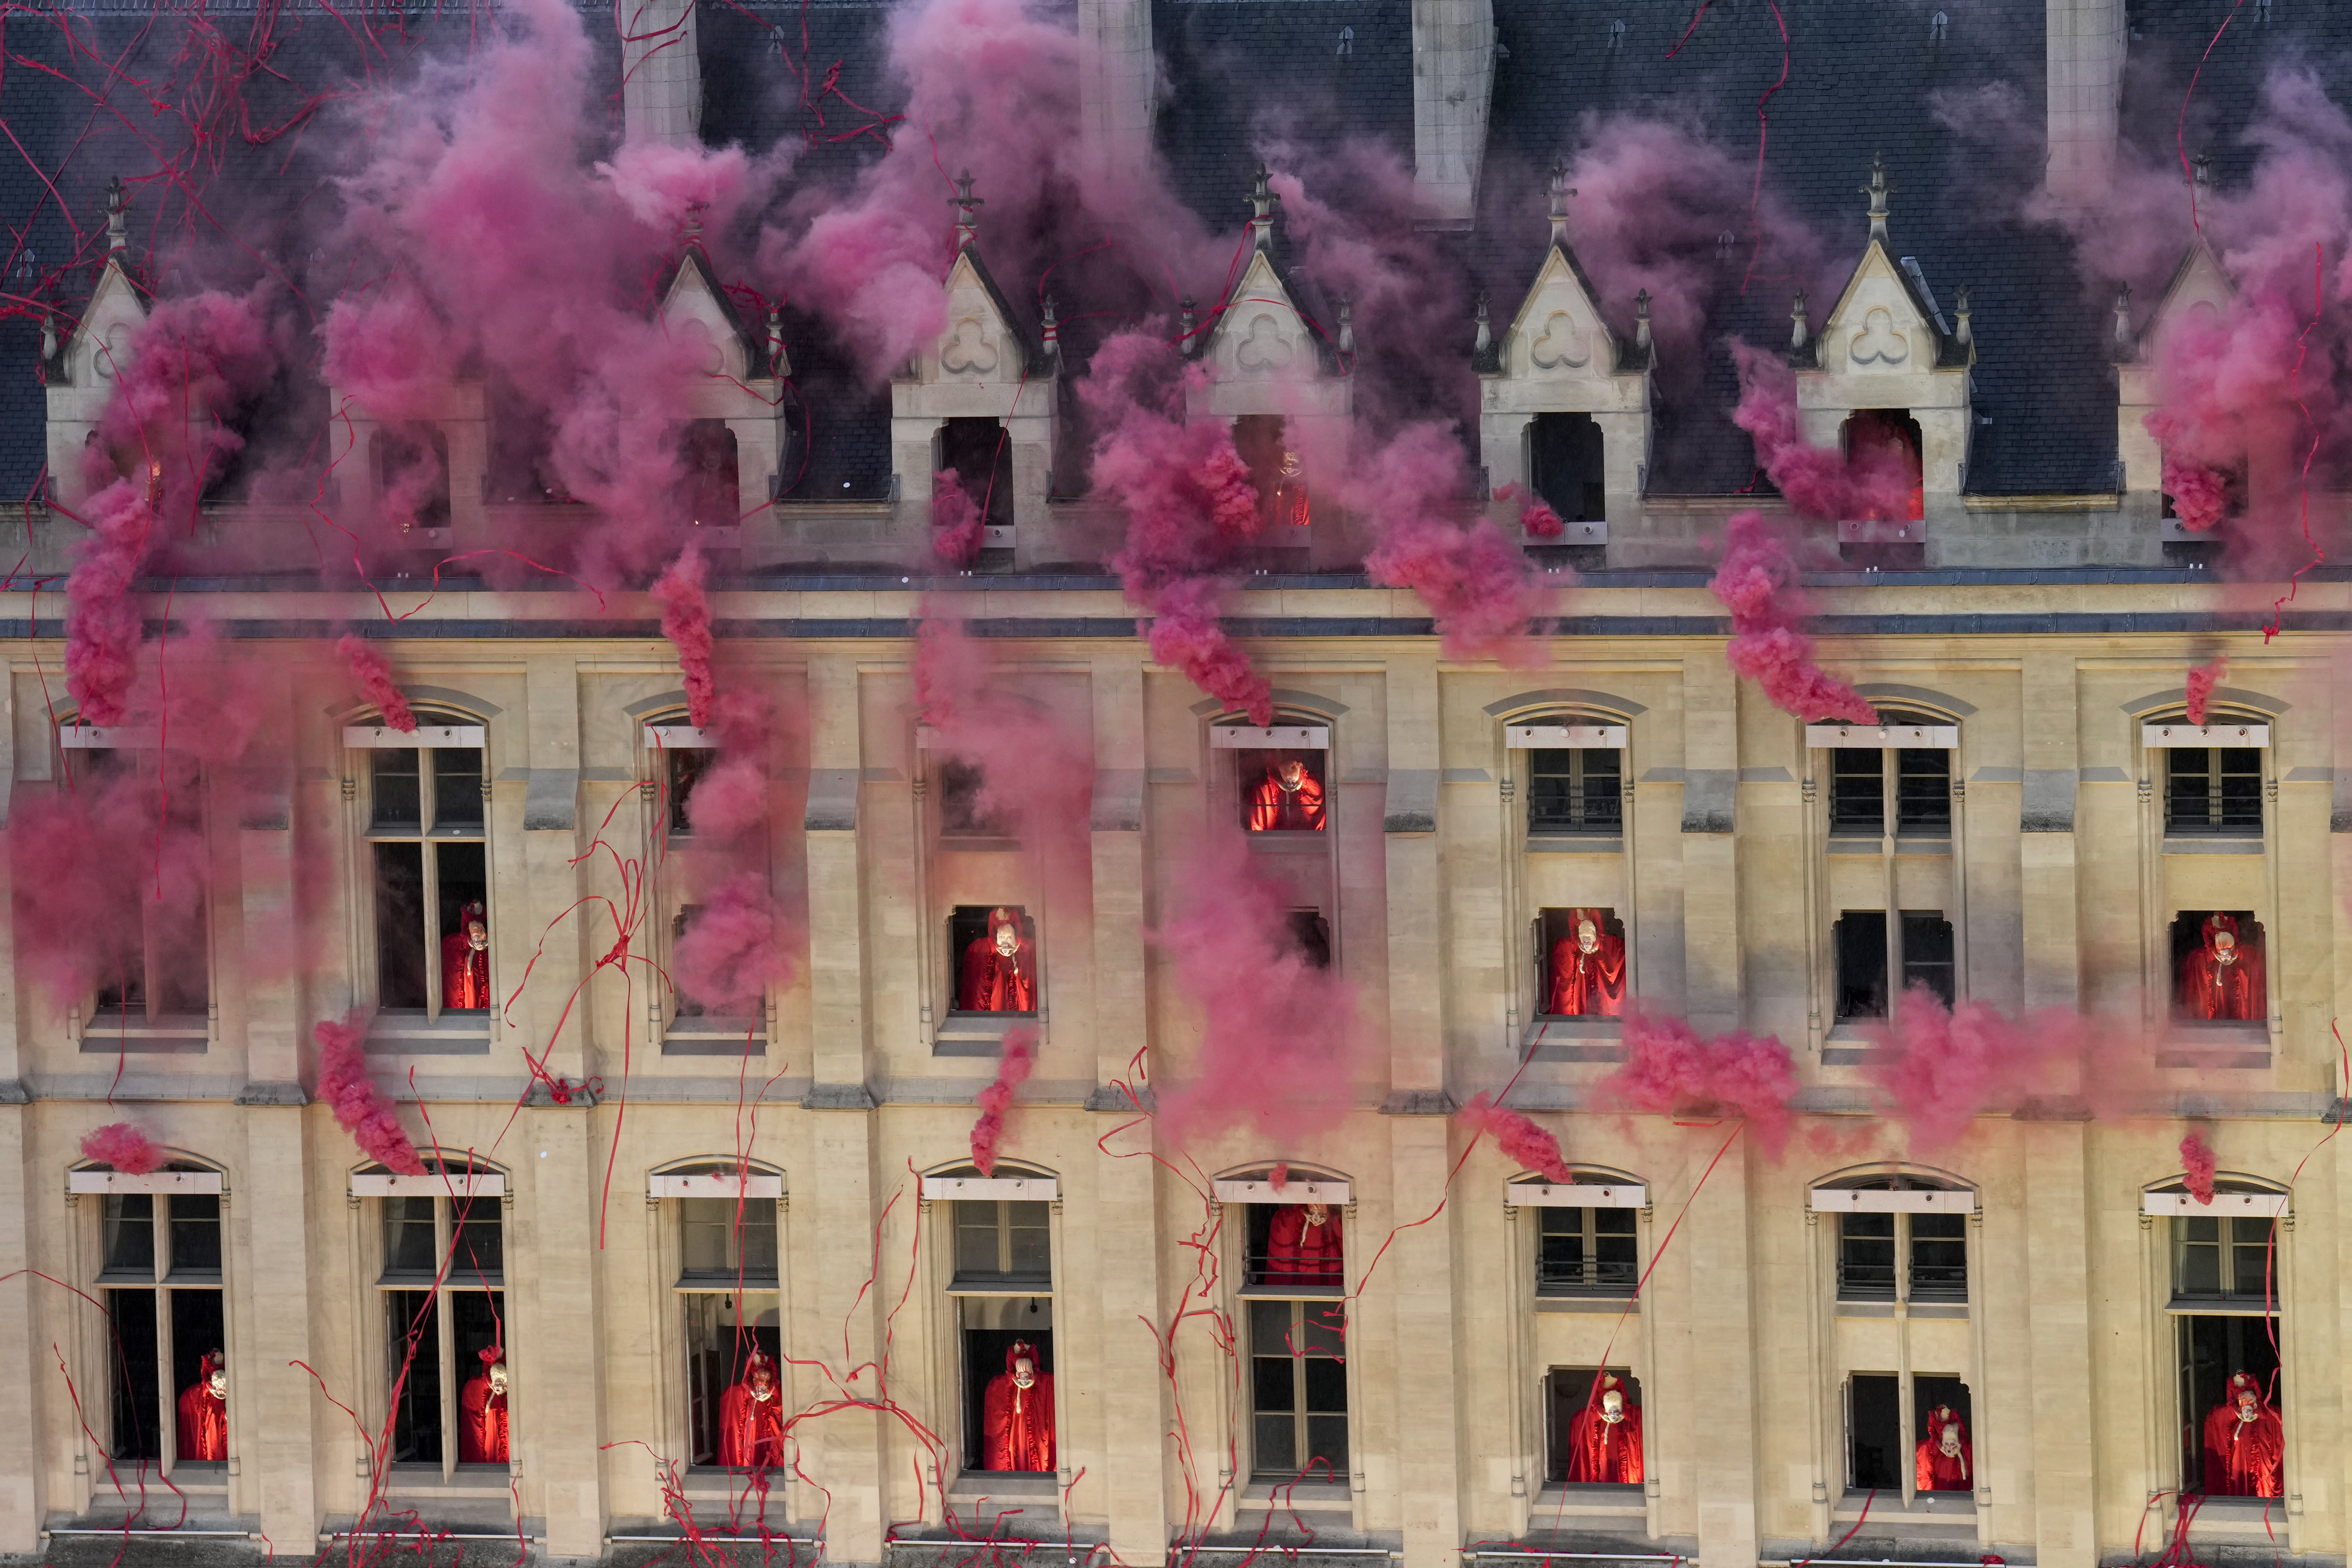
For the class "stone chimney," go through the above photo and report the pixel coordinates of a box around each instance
[1077,0,1155,186]
[621,0,702,148]
[1411,0,1496,226]
[2045,0,2123,196]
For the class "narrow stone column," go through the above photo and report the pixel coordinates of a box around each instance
[1075,0,1154,189]
[621,0,702,150]
[1410,0,1496,224]
[1681,653,1742,1032]
[0,1104,40,1554]
[2022,1123,2094,1568]
[1387,1114,1464,1566]
[241,1108,320,1550]
[2019,652,2080,1011]
[2044,0,2123,197]
[529,1108,611,1558]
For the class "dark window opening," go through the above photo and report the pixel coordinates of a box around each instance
[1847,1373,1901,1491]
[1239,749,1328,832]
[961,1311,1055,1474]
[1538,907,1628,1018]
[950,905,1037,1015]
[1827,725,1951,838]
[2161,463,2247,527]
[168,1195,222,1279]
[1233,414,1309,532]
[1249,1298,1347,1480]
[373,841,488,1014]
[1829,748,1886,836]
[1834,911,1888,1021]
[486,383,566,503]
[2171,910,2265,1023]
[386,1289,444,1464]
[374,426,451,532]
[1537,1206,1638,1296]
[683,1291,782,1469]
[2173,1211,2278,1303]
[2179,1314,2281,1497]
[682,420,740,528]
[1901,912,1956,1007]
[2165,747,2262,834]
[938,758,1011,838]
[81,750,207,1020]
[1543,1367,1642,1486]
[1287,910,1332,970]
[1897,747,1952,833]
[1910,1212,1967,1301]
[1838,1212,1896,1301]
[101,1194,157,1279]
[106,1287,162,1461]
[1528,747,1622,835]
[664,745,712,838]
[1835,1193,1967,1303]
[1529,412,1606,524]
[382,1196,441,1277]
[939,417,1012,528]
[1844,410,1924,522]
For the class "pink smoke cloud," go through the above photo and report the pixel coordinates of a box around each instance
[1709,511,1876,723]
[1496,485,1566,541]
[682,755,768,844]
[2182,1129,2218,1206]
[2186,655,2228,725]
[1595,1012,1798,1158]
[336,636,416,731]
[651,545,715,728]
[969,1025,1038,1177]
[1456,1093,1570,1183]
[933,471,984,567]
[912,613,1095,863]
[1861,987,2160,1144]
[1352,423,1552,664]
[1729,342,1917,523]
[671,870,793,1013]
[1151,831,1367,1148]
[316,1011,425,1175]
[13,758,210,1007]
[81,1122,163,1175]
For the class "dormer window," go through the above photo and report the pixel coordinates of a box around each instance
[938,417,1012,527]
[1844,410,1924,522]
[1528,413,1605,524]
[374,426,451,532]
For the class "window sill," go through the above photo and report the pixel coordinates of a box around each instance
[382,1467,515,1497]
[936,835,1022,853]
[365,827,487,842]
[2162,836,2264,855]
[1238,1478,1350,1509]
[1530,1482,1644,1514]
[660,1021,766,1057]
[379,1273,505,1289]
[1523,1015,1623,1062]
[366,1011,493,1056]
[1535,1293,1639,1314]
[1835,1299,1970,1319]
[949,1470,1057,1498]
[1894,836,1952,855]
[2182,1495,2293,1535]
[1835,1489,1975,1519]
[2166,1298,2279,1316]
[1525,835,1623,854]
[676,1273,782,1291]
[79,1017,208,1055]
[1244,830,1330,852]
[935,1011,1040,1057]
[946,1273,1053,1296]
[2156,1023,2270,1070]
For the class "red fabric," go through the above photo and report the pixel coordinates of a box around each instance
[1246,766,1326,832]
[458,1374,509,1463]
[176,1376,227,1462]
[1847,412,1924,522]
[1914,1407,1971,1492]
[959,932,1037,1013]
[2202,1380,2284,1497]
[717,1364,786,1469]
[2180,914,2263,1021]
[1273,475,1310,531]
[1265,1205,1344,1282]
[1566,1400,1643,1484]
[981,1343,1055,1472]
[1547,913,1627,1017]
[442,932,491,1010]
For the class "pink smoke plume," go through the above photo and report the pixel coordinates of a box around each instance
[316,1011,426,1175]
[1457,1093,1570,1183]
[912,613,1095,857]
[682,755,769,844]
[2159,452,2233,534]
[969,1025,1038,1177]
[336,636,416,731]
[1709,511,1876,723]
[671,870,793,1012]
[651,545,716,727]
[933,471,985,567]
[1152,832,1366,1147]
[2182,1130,2218,1206]
[1729,343,1917,523]
[1080,332,1274,723]
[1863,987,2159,1144]
[1354,425,1552,664]
[2186,655,2228,725]
[81,1122,163,1175]
[1595,1012,1799,1158]
[1495,485,1566,541]
[13,758,210,1006]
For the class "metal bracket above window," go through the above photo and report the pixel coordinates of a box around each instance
[350,1171,506,1199]
[1806,724,1958,750]
[1210,726,1330,750]
[1212,1179,1349,1205]
[59,724,160,749]
[2142,723,2268,749]
[643,725,714,750]
[68,1169,223,1196]
[343,725,486,749]
[920,1174,1059,1202]
[1807,1187,1975,1214]
[1505,724,1626,749]
[2143,1190,2287,1217]
[1506,1181,1644,1209]
[649,1173,784,1200]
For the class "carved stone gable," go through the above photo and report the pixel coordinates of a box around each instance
[1506,248,1615,383]
[1817,247,1935,378]
[63,259,148,390]
[928,250,1022,386]
[658,255,751,384]
[1208,251,1316,384]
[2140,241,2232,366]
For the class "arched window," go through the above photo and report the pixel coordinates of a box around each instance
[649,1161,784,1473]
[345,706,489,1030]
[74,1158,226,1472]
[1215,1165,1349,1483]
[922,1163,1058,1478]
[681,419,740,528]
[2144,1177,2287,1497]
[353,1157,507,1475]
[57,720,210,1040]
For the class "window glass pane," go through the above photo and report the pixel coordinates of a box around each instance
[170,1289,227,1462]
[1910,1212,1967,1300]
[666,747,711,837]
[955,1204,1001,1277]
[1529,749,1623,835]
[2217,749,2262,831]
[372,749,422,830]
[2177,1235,2221,1297]
[1253,1413,1294,1474]
[681,1198,732,1274]
[1537,1208,1586,1290]
[939,759,1009,837]
[1595,1208,1638,1286]
[1829,749,1886,835]
[1901,913,1957,1007]
[452,1199,502,1282]
[2166,749,2211,832]
[107,1287,161,1460]
[1895,748,1951,833]
[680,1197,780,1279]
[433,748,484,830]
[683,1290,782,1468]
[436,842,490,1011]
[168,1195,222,1276]
[374,842,428,1009]
[1298,1302,1347,1359]
[383,1196,439,1276]
[1249,1299,1293,1353]
[101,1194,156,1277]
[2230,1220,2275,1299]
[1835,913,1889,1020]
[1005,1201,1051,1277]
[1252,1352,1296,1413]
[1304,1414,1350,1476]
[386,1289,441,1463]
[1839,1212,1896,1298]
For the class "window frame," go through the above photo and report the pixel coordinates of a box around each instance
[1814,1180,1973,1306]
[653,1163,787,1475]
[1246,1296,1350,1484]
[640,723,773,1051]
[58,726,215,1040]
[363,1164,509,1479]
[1534,1205,1639,1298]
[1525,746,1624,837]
[924,1165,1061,1479]
[79,1166,228,1476]
[345,711,491,1028]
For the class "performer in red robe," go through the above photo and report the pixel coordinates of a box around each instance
[981,1341,1055,1472]
[1247,757,1326,832]
[2180,913,2263,1021]
[1914,1404,1971,1492]
[457,1347,510,1463]
[1547,910,1628,1017]
[959,908,1037,1012]
[717,1350,786,1470]
[176,1351,228,1462]
[1266,1202,1344,1283]
[1848,411,1925,523]
[1272,451,1311,531]
[2201,1371,2284,1497]
[1565,1372,1643,1484]
[443,902,491,1010]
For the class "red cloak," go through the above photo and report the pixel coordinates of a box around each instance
[442,933,491,1010]
[458,1373,509,1463]
[2180,914,2263,1021]
[981,1343,1055,1472]
[717,1368,786,1470]
[2202,1383,2284,1497]
[1547,919,1627,1017]
[176,1370,227,1462]
[1566,1400,1643,1484]
[959,932,1037,1012]
[1914,1408,1971,1492]
[1247,768,1326,832]
[1265,1205,1344,1283]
